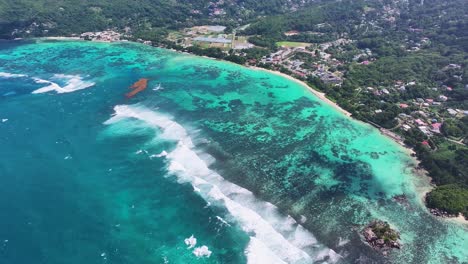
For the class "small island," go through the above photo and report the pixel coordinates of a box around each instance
[362,220,401,256]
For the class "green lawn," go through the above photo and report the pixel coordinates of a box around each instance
[276,41,311,48]
[167,31,184,40]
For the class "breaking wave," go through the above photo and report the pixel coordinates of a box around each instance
[0,72,28,78]
[105,104,342,264]
[32,74,94,94]
[0,71,94,94]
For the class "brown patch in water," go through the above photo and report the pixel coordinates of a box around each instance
[126,78,148,98]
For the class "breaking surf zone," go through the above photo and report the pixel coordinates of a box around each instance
[32,74,95,94]
[104,104,342,264]
[0,71,94,94]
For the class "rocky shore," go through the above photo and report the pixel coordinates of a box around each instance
[362,220,401,256]
[429,208,458,218]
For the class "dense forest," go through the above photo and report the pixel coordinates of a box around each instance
[0,0,314,39]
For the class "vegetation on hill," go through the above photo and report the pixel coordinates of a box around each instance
[362,220,401,255]
[0,0,313,39]
[426,184,468,218]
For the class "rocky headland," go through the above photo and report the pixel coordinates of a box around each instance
[362,220,401,256]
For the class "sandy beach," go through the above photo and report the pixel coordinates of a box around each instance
[446,214,468,225]
[247,66,467,225]
[43,36,81,40]
[249,66,352,117]
[249,67,424,156]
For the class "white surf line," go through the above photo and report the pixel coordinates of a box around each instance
[32,78,62,94]
[0,72,28,78]
[32,74,95,94]
[105,104,342,264]
[0,71,94,94]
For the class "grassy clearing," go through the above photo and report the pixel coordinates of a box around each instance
[276,41,311,48]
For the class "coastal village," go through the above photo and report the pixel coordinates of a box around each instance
[78,26,467,155]
[79,30,123,42]
[76,22,467,226]
[74,25,467,253]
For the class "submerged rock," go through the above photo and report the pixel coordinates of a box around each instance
[393,194,411,209]
[362,220,401,255]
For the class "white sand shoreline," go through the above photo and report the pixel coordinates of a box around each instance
[247,66,468,225]
[25,38,466,224]
[33,38,418,159]
[42,36,81,40]
[249,66,352,117]
[248,67,421,159]
[446,214,468,225]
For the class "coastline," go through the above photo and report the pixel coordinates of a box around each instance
[249,67,421,162]
[42,36,80,40]
[28,37,466,224]
[247,66,467,225]
[37,39,423,162]
[446,214,468,226]
[248,65,419,158]
[249,66,352,117]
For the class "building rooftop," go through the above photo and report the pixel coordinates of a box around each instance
[193,37,232,44]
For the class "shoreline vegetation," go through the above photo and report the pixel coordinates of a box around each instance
[32,37,466,224]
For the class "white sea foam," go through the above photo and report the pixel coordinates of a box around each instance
[193,245,212,258]
[32,74,94,94]
[150,150,168,159]
[300,215,307,224]
[338,237,350,247]
[184,235,197,249]
[3,91,16,96]
[1,72,94,94]
[105,104,342,264]
[1,119,8,123]
[216,216,231,227]
[153,83,163,91]
[245,237,286,264]
[135,149,149,155]
[314,248,343,263]
[0,72,27,78]
[32,78,62,94]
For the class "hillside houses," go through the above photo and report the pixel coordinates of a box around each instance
[260,41,346,85]
[80,30,121,42]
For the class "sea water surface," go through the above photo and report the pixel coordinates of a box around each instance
[0,39,466,264]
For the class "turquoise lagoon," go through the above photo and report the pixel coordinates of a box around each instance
[0,39,466,264]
